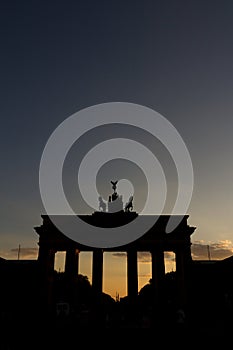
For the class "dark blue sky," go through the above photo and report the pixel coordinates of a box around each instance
[1,0,233,255]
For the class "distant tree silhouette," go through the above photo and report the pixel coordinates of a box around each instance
[138,279,153,306]
[54,272,93,308]
[138,272,177,307]
[53,272,115,314]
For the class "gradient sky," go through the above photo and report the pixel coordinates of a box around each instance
[1,0,233,297]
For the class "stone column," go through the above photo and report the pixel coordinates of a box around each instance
[127,249,138,300]
[151,249,165,303]
[65,248,79,307]
[175,248,186,306]
[92,249,103,297]
[65,248,79,277]
[38,245,55,275]
[38,246,56,313]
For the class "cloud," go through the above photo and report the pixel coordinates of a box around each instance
[164,251,176,261]
[112,252,151,262]
[138,252,151,263]
[191,240,233,260]
[113,251,175,263]
[138,273,151,278]
[112,241,233,263]
[4,241,231,262]
[112,251,175,263]
[9,247,39,259]
[112,252,126,258]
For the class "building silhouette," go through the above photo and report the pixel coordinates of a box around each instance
[0,182,233,333]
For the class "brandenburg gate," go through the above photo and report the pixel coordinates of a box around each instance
[34,182,196,313]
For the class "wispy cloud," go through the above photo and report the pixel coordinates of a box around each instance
[112,241,233,262]
[112,252,126,258]
[138,252,151,263]
[138,273,151,278]
[0,247,39,260]
[191,240,233,260]
[113,251,175,263]
[2,241,232,262]
[112,252,151,262]
[164,251,176,261]
[113,252,175,263]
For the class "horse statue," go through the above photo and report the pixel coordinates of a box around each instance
[124,195,133,212]
[111,180,118,193]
